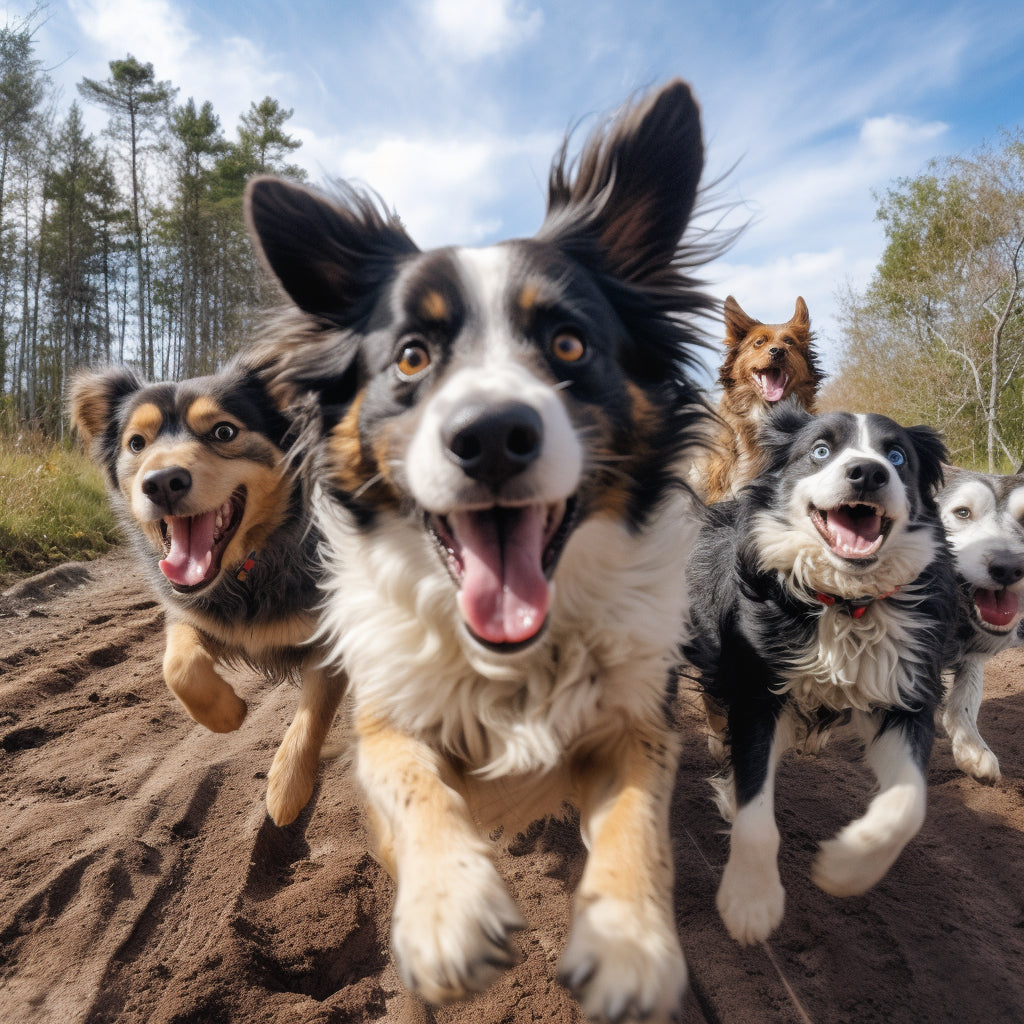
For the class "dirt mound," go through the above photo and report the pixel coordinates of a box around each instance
[1,548,1023,1022]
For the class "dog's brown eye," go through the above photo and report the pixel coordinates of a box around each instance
[954,507,971,520]
[552,332,585,363]
[397,343,431,378]
[212,422,238,442]
[127,434,146,453]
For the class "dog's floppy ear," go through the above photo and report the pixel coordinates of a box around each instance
[905,424,948,500]
[538,79,704,285]
[757,398,814,470]
[68,367,144,446]
[245,176,419,327]
[723,295,759,344]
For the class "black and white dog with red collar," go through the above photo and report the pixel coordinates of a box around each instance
[684,403,957,945]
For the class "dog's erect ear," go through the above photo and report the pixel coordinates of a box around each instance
[723,295,759,344]
[758,398,814,469]
[906,424,948,500]
[68,367,144,446]
[538,79,704,284]
[245,176,419,326]
[791,296,810,329]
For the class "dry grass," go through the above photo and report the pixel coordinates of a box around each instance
[0,432,121,584]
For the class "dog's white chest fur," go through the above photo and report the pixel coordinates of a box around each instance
[315,490,696,777]
[778,597,929,712]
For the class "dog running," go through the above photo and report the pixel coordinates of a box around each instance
[701,295,821,503]
[70,355,346,826]
[684,404,957,945]
[244,80,715,1021]
[937,464,1024,782]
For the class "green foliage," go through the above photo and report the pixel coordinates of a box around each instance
[825,131,1024,471]
[0,431,121,580]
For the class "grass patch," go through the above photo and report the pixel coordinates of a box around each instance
[0,432,121,585]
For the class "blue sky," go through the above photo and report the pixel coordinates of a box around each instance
[9,0,1024,380]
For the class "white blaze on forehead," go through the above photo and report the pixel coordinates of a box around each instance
[402,246,583,512]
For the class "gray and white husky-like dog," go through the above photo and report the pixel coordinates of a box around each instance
[938,465,1024,782]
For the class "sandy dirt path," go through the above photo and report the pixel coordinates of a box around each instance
[1,548,1023,1023]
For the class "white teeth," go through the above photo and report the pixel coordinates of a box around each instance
[215,511,223,531]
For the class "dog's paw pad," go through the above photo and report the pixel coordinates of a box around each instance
[716,869,785,946]
[392,858,524,1003]
[557,897,686,1022]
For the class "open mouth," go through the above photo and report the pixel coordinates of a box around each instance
[158,487,246,592]
[972,587,1021,633]
[427,498,577,651]
[810,502,892,561]
[753,367,789,403]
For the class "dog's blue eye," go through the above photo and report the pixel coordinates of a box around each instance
[954,506,971,520]
[811,443,830,460]
[212,422,238,442]
[887,446,906,467]
[127,434,146,454]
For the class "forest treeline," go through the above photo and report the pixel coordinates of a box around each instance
[4,12,1023,469]
[1,12,304,433]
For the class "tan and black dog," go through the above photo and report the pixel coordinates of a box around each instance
[70,354,345,826]
[701,295,822,503]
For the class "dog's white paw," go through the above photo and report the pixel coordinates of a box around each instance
[951,734,1001,784]
[391,853,524,1004]
[558,897,686,1023]
[716,859,785,945]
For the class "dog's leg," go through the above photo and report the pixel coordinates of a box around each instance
[813,708,930,896]
[356,713,524,1004]
[715,703,789,945]
[943,655,1000,783]
[558,725,686,1023]
[163,619,247,732]
[266,665,348,826]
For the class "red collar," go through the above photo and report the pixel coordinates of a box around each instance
[813,586,900,619]
[236,550,258,583]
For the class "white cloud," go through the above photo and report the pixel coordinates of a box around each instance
[860,114,949,158]
[297,129,559,248]
[65,0,289,129]
[420,0,543,61]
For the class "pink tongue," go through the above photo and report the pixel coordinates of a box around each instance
[758,369,786,402]
[974,588,1020,627]
[826,507,882,556]
[159,512,217,587]
[450,507,550,646]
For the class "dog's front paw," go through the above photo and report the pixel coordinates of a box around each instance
[192,689,247,733]
[951,735,1001,784]
[558,897,686,1023]
[391,854,524,1003]
[265,747,315,826]
[812,782,924,897]
[716,859,784,945]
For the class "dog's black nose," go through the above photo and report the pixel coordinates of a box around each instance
[845,459,889,493]
[769,346,785,360]
[142,466,193,511]
[443,401,543,485]
[989,557,1024,587]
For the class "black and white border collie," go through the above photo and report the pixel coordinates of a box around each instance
[938,465,1024,782]
[684,404,957,945]
[245,81,716,1020]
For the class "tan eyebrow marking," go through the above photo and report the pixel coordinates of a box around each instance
[420,290,449,322]
[123,403,163,443]
[186,396,236,435]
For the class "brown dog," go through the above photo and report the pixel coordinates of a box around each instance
[701,295,821,503]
